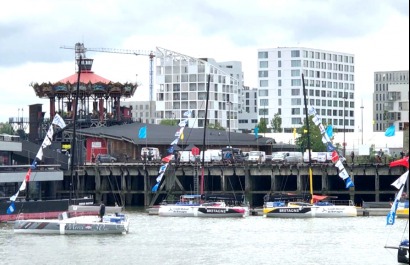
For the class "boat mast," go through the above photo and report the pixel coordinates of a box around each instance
[69,56,82,204]
[200,74,211,196]
[301,73,314,203]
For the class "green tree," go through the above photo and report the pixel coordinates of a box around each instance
[207,121,225,130]
[295,116,326,152]
[160,119,179,126]
[0,122,15,135]
[257,119,268,133]
[271,113,283,133]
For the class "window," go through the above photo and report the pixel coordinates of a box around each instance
[260,99,268,106]
[291,108,300,115]
[259,71,268,77]
[291,69,300,77]
[259,89,268,96]
[278,70,281,77]
[260,80,268,87]
[258,51,268,59]
[291,98,301,105]
[260,61,268,68]
[291,50,300,57]
[291,60,301,67]
[291,79,301,86]
[259,109,269,115]
[278,61,282,67]
[292,117,302,124]
[278,51,281,58]
[291,89,300,95]
[278,80,282,86]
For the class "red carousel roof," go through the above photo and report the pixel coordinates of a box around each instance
[58,71,111,84]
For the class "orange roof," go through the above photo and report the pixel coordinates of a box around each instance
[58,71,111,84]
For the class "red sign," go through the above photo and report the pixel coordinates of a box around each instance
[191,147,200,156]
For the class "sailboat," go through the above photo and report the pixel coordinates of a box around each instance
[263,74,357,218]
[385,157,409,264]
[156,74,249,218]
[13,56,129,235]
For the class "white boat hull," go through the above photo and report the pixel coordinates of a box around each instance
[158,204,249,218]
[314,205,357,217]
[158,205,198,217]
[263,206,316,218]
[14,214,129,235]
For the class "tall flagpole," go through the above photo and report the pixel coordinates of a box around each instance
[69,56,82,204]
[200,74,211,196]
[301,73,313,203]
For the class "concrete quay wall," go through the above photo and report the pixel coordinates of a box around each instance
[60,162,407,207]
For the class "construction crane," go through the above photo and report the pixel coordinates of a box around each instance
[60,43,157,123]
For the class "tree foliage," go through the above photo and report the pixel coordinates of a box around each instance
[0,122,15,135]
[271,113,283,133]
[295,116,327,152]
[160,119,179,126]
[207,121,225,130]
[257,119,268,133]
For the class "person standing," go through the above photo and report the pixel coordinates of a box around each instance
[376,149,383,163]
[99,203,106,222]
[350,151,355,163]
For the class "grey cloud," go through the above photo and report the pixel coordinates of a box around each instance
[0,0,407,67]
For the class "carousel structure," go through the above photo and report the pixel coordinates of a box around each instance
[31,43,138,133]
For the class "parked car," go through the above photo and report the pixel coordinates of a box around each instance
[141,147,161,161]
[284,152,303,163]
[96,154,117,163]
[271,152,286,163]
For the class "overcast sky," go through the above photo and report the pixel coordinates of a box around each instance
[0,0,408,140]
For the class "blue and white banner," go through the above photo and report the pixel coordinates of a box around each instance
[308,106,354,188]
[7,114,67,214]
[151,110,193,192]
[386,183,405,225]
[6,202,15,214]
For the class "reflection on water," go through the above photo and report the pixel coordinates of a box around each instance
[0,208,406,265]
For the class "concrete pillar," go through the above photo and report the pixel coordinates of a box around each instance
[321,168,328,194]
[375,167,380,202]
[143,168,150,206]
[244,165,252,205]
[221,169,226,192]
[94,166,102,203]
[296,166,303,193]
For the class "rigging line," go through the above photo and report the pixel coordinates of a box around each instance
[69,55,82,204]
[106,171,121,206]
[108,166,122,206]
[182,100,205,146]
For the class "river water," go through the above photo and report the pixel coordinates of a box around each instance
[0,208,407,265]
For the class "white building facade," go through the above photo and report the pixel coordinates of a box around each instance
[121,101,154,123]
[154,47,241,130]
[238,86,259,132]
[373,70,409,132]
[257,47,355,133]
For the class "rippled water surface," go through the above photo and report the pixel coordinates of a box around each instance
[0,208,407,265]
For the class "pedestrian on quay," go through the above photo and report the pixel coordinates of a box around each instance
[400,150,405,159]
[350,151,355,164]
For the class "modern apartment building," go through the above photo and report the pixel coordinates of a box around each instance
[257,47,355,133]
[238,86,258,132]
[121,101,155,123]
[154,47,241,131]
[373,70,409,132]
